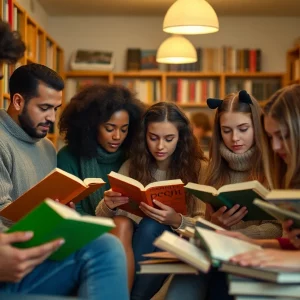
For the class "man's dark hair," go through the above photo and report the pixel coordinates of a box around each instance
[9,63,64,102]
[0,20,25,63]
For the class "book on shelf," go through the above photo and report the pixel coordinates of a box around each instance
[0,168,105,222]
[184,181,273,221]
[140,50,158,70]
[7,199,114,260]
[107,171,187,217]
[228,275,300,298]
[253,199,300,228]
[126,48,141,71]
[220,261,300,284]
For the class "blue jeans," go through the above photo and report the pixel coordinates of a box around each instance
[165,268,233,300]
[131,217,173,300]
[0,234,129,300]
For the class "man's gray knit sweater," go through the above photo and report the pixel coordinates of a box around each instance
[0,109,56,230]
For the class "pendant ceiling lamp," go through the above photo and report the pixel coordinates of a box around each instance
[156,35,197,64]
[163,0,219,35]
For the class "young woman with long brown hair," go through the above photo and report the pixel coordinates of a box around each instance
[96,102,207,299]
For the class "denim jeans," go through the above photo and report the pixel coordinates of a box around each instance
[0,233,129,300]
[130,217,173,300]
[165,268,233,300]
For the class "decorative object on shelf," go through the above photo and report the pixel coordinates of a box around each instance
[156,35,197,64]
[70,49,114,71]
[163,0,219,35]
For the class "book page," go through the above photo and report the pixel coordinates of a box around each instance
[153,231,210,273]
[55,168,85,186]
[195,227,261,262]
[218,180,269,198]
[145,179,183,189]
[108,171,145,190]
[83,178,105,186]
[184,183,218,195]
[46,199,115,227]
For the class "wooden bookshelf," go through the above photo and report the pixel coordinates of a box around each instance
[65,71,284,108]
[286,45,300,86]
[0,0,64,148]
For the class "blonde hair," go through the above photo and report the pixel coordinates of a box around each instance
[205,92,265,188]
[262,84,300,189]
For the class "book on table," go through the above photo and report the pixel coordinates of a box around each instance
[7,199,114,260]
[108,171,187,217]
[0,168,105,222]
[184,180,274,221]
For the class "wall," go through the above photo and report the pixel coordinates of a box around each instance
[47,15,300,72]
[17,0,48,30]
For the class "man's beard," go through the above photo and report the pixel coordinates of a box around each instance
[18,106,53,139]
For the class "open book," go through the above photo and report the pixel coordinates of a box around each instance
[7,199,114,260]
[153,228,260,273]
[254,199,300,228]
[108,171,187,217]
[185,181,273,221]
[0,168,105,222]
[264,190,300,214]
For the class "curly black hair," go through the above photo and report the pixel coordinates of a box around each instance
[59,83,145,158]
[0,20,25,63]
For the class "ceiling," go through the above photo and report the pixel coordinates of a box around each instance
[38,0,300,17]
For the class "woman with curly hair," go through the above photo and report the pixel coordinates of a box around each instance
[96,102,207,299]
[57,83,144,289]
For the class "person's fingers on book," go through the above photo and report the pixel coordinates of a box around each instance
[0,231,34,245]
[212,206,227,218]
[225,208,248,227]
[139,206,164,223]
[222,204,242,218]
[152,199,170,210]
[20,238,65,261]
[104,190,122,197]
[68,202,76,210]
[140,202,164,216]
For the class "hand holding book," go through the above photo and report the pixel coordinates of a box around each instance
[206,203,248,229]
[103,189,129,210]
[139,200,182,228]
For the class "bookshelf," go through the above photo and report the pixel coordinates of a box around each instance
[0,0,64,148]
[286,46,300,85]
[65,71,284,108]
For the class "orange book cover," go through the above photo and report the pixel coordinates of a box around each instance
[108,171,187,217]
[0,168,105,222]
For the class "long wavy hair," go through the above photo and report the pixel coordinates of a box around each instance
[262,84,300,189]
[205,92,265,188]
[59,84,145,158]
[128,102,207,213]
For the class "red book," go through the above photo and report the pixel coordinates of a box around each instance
[249,49,257,73]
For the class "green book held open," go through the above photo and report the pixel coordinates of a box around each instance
[184,180,273,221]
[6,199,115,260]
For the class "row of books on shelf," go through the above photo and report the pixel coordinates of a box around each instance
[226,79,281,101]
[65,78,162,104]
[126,47,262,73]
[168,47,262,73]
[167,79,219,104]
[2,0,22,32]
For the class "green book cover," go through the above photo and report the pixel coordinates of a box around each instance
[185,181,274,221]
[7,199,114,260]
